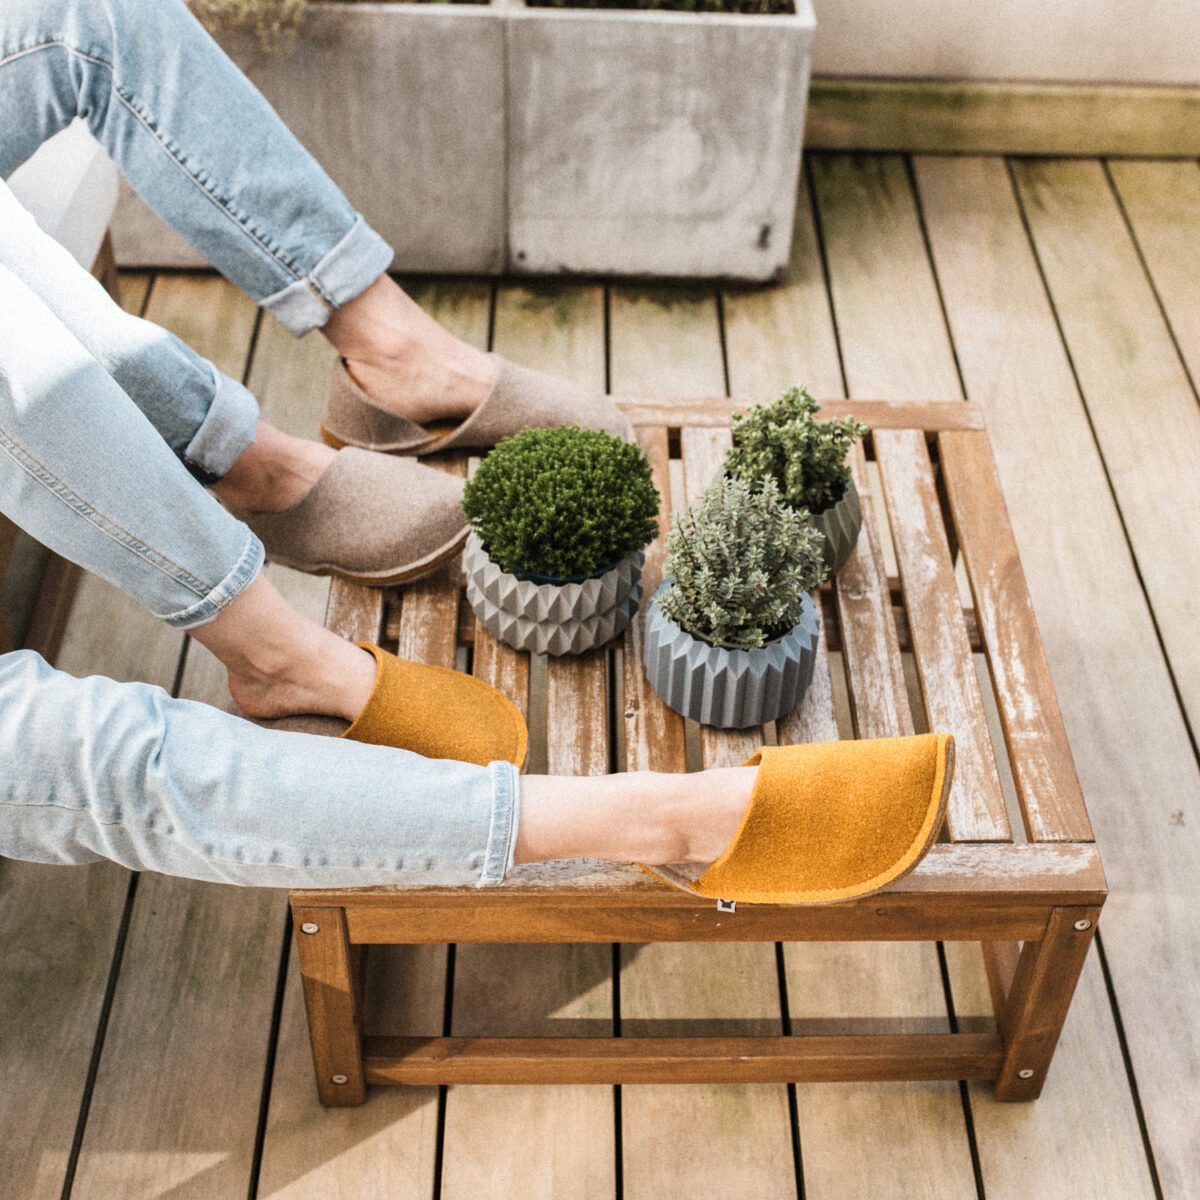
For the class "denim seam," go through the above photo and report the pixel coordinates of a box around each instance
[0,426,212,596]
[2,38,306,287]
[162,529,262,628]
[478,762,518,887]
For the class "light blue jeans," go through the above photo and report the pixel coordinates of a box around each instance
[0,0,521,888]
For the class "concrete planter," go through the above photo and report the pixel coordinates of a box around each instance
[463,533,643,656]
[114,0,814,281]
[810,476,862,576]
[507,0,816,281]
[643,582,820,728]
[113,1,507,273]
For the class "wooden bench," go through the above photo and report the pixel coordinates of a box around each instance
[290,398,1105,1106]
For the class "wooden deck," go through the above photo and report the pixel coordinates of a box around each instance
[3,152,1199,1198]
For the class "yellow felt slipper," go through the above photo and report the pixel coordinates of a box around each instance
[343,643,528,767]
[256,644,528,768]
[643,733,954,905]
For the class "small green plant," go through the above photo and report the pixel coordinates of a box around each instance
[463,427,660,581]
[192,0,308,52]
[725,385,867,516]
[659,476,824,651]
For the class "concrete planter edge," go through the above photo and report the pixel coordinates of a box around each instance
[643,581,820,729]
[463,532,644,656]
[810,475,863,576]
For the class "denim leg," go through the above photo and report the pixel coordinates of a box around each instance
[0,180,257,482]
[0,262,263,628]
[0,649,521,888]
[0,0,394,336]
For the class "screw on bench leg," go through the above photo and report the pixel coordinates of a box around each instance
[292,904,367,1106]
[993,906,1099,1101]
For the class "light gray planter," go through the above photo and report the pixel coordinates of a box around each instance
[113,2,506,273]
[643,582,820,728]
[810,476,862,576]
[114,0,814,281]
[506,0,816,281]
[463,533,643,656]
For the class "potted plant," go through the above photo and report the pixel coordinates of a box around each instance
[643,475,824,728]
[724,385,867,575]
[115,0,815,282]
[461,426,660,656]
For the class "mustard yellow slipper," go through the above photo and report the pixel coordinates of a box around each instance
[643,733,954,905]
[343,643,527,767]
[254,643,528,768]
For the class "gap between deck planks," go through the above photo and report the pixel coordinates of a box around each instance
[812,152,1159,1197]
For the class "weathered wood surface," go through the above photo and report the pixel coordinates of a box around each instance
[1011,158,1200,752]
[441,281,616,1200]
[610,286,797,1199]
[907,153,1164,1197]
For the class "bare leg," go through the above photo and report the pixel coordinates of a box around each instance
[190,574,376,722]
[322,275,499,425]
[211,420,336,513]
[516,768,756,867]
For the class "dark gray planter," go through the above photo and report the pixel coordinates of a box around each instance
[643,582,820,729]
[463,533,643,656]
[810,477,862,576]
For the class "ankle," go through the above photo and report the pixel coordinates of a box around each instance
[213,423,334,513]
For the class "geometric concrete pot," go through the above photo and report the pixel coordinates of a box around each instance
[463,533,643,656]
[643,582,820,729]
[810,476,862,577]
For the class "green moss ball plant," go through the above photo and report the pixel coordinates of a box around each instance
[461,426,661,656]
[725,385,867,574]
[644,476,825,728]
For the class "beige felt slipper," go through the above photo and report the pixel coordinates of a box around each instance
[250,643,528,768]
[320,352,635,455]
[229,447,467,586]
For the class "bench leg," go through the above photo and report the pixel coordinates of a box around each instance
[293,905,367,1106]
[993,906,1100,1101]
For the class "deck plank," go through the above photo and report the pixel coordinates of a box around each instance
[257,281,489,1199]
[610,286,797,1200]
[1011,159,1200,742]
[0,270,197,1200]
[440,282,617,1200]
[723,192,979,1199]
[68,277,281,1200]
[906,153,1165,1196]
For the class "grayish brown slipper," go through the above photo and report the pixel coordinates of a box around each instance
[229,447,467,586]
[320,352,635,455]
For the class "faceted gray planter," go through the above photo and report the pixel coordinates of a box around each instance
[463,533,643,656]
[643,582,820,729]
[810,477,862,576]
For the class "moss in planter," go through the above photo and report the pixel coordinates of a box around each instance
[725,385,867,517]
[527,0,793,12]
[659,475,824,651]
[192,0,484,52]
[462,426,660,581]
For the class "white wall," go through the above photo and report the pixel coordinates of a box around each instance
[811,1,1200,87]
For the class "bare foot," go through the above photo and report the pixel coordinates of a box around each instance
[323,274,499,425]
[213,421,335,513]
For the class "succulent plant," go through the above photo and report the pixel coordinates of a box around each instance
[658,475,824,651]
[725,385,867,516]
[462,426,660,581]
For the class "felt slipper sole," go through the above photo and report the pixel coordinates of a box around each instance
[642,734,954,906]
[265,523,468,587]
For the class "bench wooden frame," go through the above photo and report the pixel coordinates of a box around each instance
[290,399,1105,1106]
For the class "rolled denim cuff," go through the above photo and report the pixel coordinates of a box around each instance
[162,529,265,630]
[182,366,260,482]
[477,760,521,887]
[260,215,395,337]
